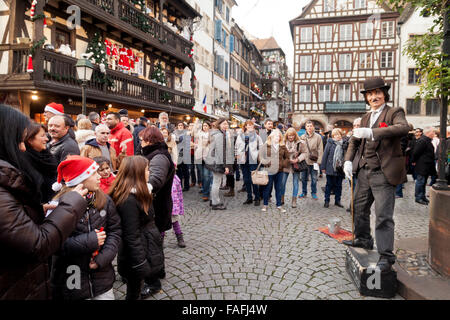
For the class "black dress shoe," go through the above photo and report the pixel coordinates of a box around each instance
[342,238,374,250]
[415,199,428,205]
[243,199,253,205]
[422,198,429,203]
[335,202,344,208]
[254,199,260,206]
[324,201,329,208]
[376,258,393,273]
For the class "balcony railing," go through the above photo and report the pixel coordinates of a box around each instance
[68,0,193,62]
[0,46,194,110]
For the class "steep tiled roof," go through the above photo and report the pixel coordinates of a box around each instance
[252,37,281,51]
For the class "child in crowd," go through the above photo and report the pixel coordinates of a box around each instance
[50,155,121,300]
[94,157,116,193]
[162,174,186,248]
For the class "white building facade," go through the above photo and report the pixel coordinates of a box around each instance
[397,6,441,128]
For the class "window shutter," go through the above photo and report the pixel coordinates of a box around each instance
[215,20,222,42]
[230,35,234,53]
[225,61,229,79]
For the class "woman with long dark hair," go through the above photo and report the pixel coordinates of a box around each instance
[109,156,164,300]
[139,126,175,297]
[25,122,58,203]
[0,104,88,300]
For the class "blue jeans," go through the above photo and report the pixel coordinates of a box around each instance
[263,172,284,206]
[325,175,343,203]
[196,164,203,185]
[281,171,300,197]
[395,184,403,197]
[201,165,213,198]
[415,174,428,201]
[241,163,259,201]
[301,165,318,195]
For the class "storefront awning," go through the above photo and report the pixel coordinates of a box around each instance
[192,109,219,120]
[250,90,263,100]
[231,114,249,123]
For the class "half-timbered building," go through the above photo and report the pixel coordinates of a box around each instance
[290,0,399,132]
[0,0,199,122]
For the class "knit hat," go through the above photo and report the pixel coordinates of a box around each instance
[118,109,128,116]
[44,102,64,115]
[52,155,99,192]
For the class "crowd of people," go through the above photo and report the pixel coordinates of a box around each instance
[0,79,449,299]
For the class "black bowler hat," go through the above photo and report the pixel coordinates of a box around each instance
[360,77,390,94]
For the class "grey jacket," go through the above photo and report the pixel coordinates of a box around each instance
[48,133,80,164]
[206,130,235,173]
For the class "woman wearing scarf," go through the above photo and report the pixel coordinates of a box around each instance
[320,128,345,208]
[281,128,304,208]
[236,120,263,206]
[25,122,58,204]
[173,122,190,191]
[258,129,290,213]
[194,121,213,202]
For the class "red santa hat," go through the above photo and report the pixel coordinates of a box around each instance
[52,155,99,192]
[44,102,64,115]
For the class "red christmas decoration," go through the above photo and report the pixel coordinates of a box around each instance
[27,55,34,73]
[43,17,47,28]
[105,39,112,56]
[379,122,388,128]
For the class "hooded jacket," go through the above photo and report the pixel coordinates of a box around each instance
[80,138,119,171]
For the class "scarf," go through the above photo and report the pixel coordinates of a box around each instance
[285,140,297,154]
[332,139,344,172]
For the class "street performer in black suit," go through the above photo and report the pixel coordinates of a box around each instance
[342,77,410,272]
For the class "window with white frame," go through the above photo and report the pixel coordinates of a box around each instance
[339,53,352,70]
[299,85,312,102]
[359,52,372,69]
[301,27,313,43]
[319,55,332,71]
[320,25,333,42]
[323,0,334,12]
[336,0,348,10]
[318,84,331,102]
[338,84,351,101]
[300,55,312,72]
[360,22,373,40]
[354,0,366,9]
[381,51,394,68]
[340,24,352,41]
[381,21,395,38]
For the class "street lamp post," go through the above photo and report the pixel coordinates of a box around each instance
[75,58,94,116]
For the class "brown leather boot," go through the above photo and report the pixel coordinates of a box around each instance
[224,188,235,197]
[176,233,186,248]
[281,195,285,205]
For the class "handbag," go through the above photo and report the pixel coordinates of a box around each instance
[251,162,268,186]
[306,137,319,162]
[292,143,308,172]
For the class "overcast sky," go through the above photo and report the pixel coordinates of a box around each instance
[231,0,310,75]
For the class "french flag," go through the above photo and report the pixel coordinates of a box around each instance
[202,94,207,113]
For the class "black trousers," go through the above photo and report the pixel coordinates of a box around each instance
[126,275,143,300]
[354,167,396,264]
[176,163,190,189]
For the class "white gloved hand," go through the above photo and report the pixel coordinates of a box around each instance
[344,161,353,180]
[352,128,373,140]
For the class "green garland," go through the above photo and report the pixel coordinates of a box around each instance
[31,13,45,22]
[30,36,47,56]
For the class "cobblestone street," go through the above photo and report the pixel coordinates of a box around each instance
[113,174,429,300]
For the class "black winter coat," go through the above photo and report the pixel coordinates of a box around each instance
[413,135,437,177]
[47,133,80,164]
[142,143,175,232]
[0,160,87,300]
[51,196,121,300]
[116,195,164,280]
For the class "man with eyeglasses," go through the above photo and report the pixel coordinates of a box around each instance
[80,124,120,171]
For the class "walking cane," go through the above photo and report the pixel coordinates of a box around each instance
[350,176,354,245]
